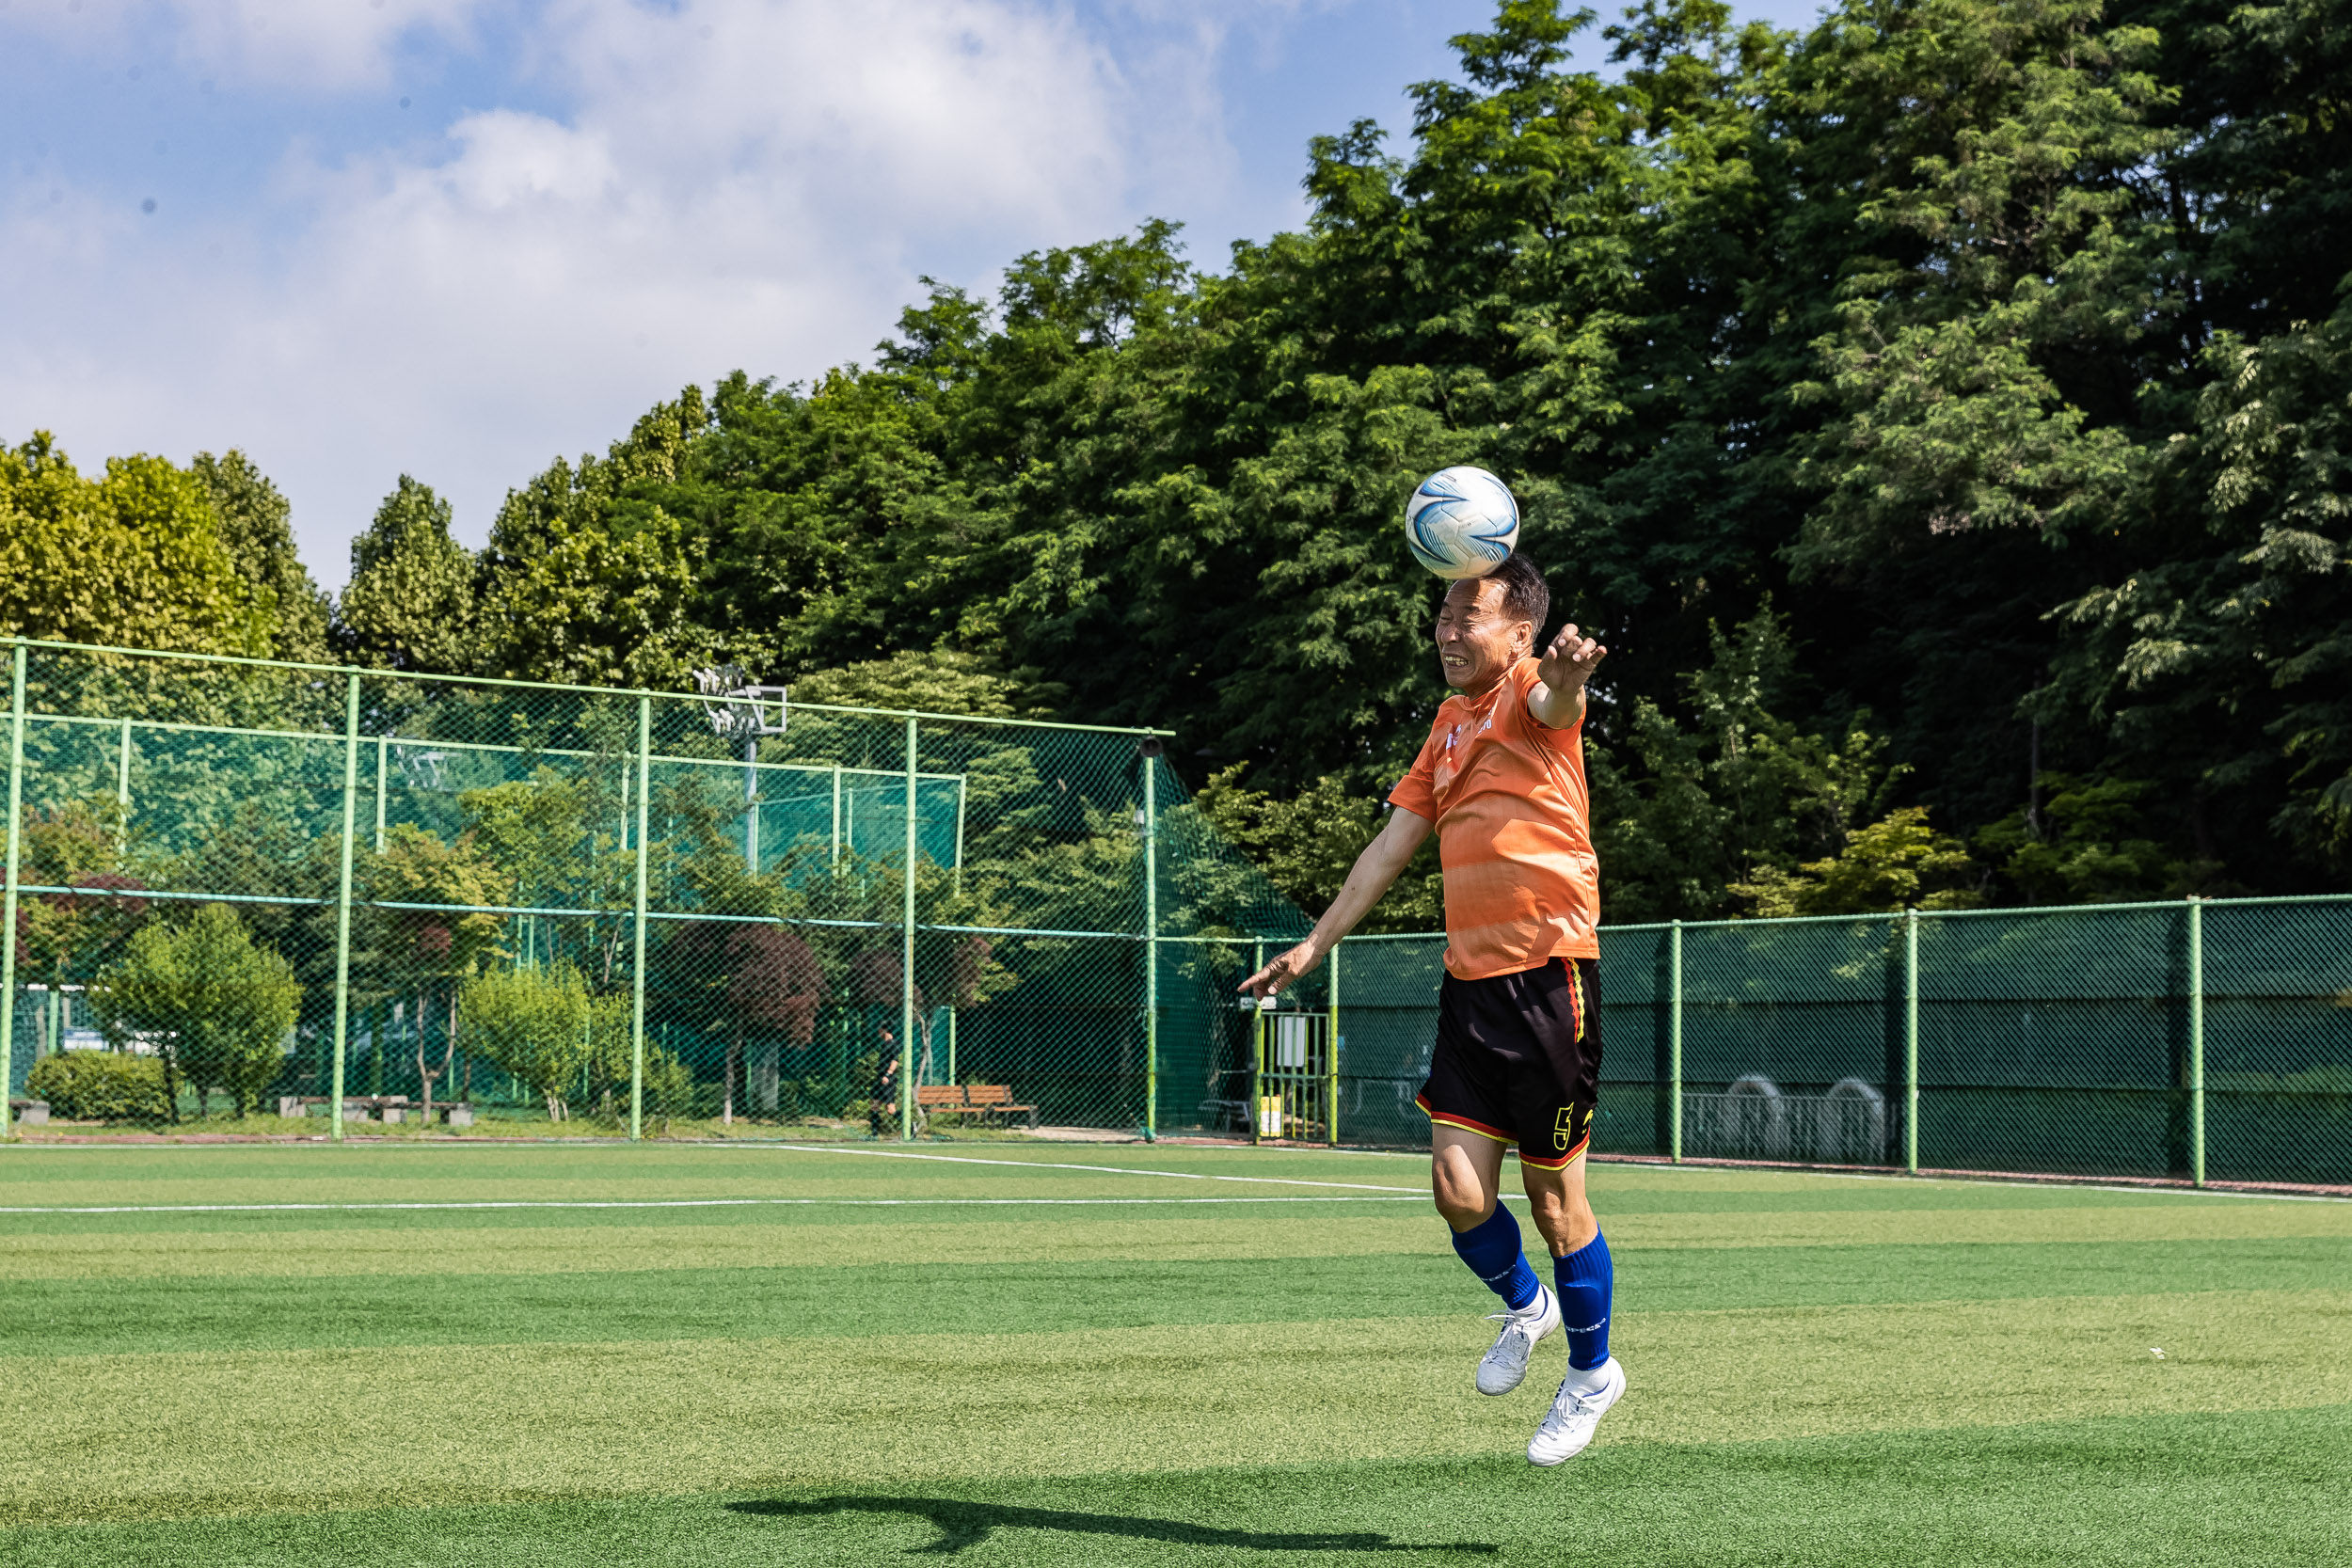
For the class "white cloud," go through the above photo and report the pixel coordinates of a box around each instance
[0,0,1242,586]
[5,0,491,91]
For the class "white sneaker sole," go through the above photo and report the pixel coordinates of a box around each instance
[1527,1359,1626,1465]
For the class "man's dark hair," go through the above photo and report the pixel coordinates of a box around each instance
[1485,554,1550,638]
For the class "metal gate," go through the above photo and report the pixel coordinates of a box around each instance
[1250,1001,1336,1146]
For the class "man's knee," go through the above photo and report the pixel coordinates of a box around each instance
[1431,1164,1495,1230]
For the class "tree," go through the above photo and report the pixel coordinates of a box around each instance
[0,434,270,655]
[1193,768,1441,933]
[9,799,147,1001]
[370,825,506,1121]
[475,388,721,688]
[191,450,333,664]
[460,964,595,1121]
[339,476,479,673]
[90,903,301,1117]
[1729,806,1984,915]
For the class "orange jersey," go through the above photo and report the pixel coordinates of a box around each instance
[1388,657,1600,979]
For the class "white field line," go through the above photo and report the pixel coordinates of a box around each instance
[745,1142,1427,1194]
[0,1195,1436,1216]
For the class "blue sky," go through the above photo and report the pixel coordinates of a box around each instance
[0,0,1825,587]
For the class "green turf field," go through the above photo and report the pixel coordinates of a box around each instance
[1,1143,2345,1565]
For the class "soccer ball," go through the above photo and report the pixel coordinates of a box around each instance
[1404,466,1519,579]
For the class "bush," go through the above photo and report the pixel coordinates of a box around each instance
[26,1052,171,1122]
[463,964,595,1119]
[89,903,302,1117]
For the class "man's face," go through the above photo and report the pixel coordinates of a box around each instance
[1433,576,1530,694]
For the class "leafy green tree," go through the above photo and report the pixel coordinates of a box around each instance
[8,800,146,999]
[2042,299,2352,879]
[90,903,301,1117]
[191,451,333,664]
[476,388,720,687]
[339,476,479,673]
[460,963,595,1121]
[370,824,506,1118]
[0,434,270,655]
[1193,768,1442,933]
[1593,610,1900,919]
[1970,773,2216,902]
[1730,806,1984,915]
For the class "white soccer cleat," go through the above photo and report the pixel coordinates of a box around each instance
[1475,1286,1561,1396]
[1527,1356,1626,1465]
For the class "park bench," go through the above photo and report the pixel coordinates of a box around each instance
[961,1083,1039,1129]
[8,1099,49,1127]
[912,1083,1040,1129]
[279,1095,474,1127]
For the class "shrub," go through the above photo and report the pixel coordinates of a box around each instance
[463,964,595,1120]
[26,1052,171,1122]
[88,903,301,1117]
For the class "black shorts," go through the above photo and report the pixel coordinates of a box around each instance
[1415,956,1600,1171]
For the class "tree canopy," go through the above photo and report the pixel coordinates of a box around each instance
[10,0,2349,914]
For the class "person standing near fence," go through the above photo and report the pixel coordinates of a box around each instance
[1240,554,1620,1465]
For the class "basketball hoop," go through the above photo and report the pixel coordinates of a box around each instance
[691,666,789,747]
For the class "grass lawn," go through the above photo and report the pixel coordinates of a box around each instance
[1,1141,2345,1564]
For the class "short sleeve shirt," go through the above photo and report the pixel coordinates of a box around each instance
[1388,657,1600,979]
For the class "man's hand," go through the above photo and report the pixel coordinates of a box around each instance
[1530,623,1606,730]
[1240,941,1323,1002]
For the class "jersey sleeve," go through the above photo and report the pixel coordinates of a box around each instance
[1388,726,1441,818]
[1517,657,1583,749]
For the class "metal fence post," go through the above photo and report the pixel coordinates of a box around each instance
[1142,751,1159,1141]
[1903,910,1920,1175]
[373,734,389,852]
[1250,938,1264,1146]
[1326,940,1341,1148]
[900,716,917,1141]
[2188,895,2205,1188]
[329,672,360,1144]
[1669,920,1683,1164]
[630,695,652,1142]
[0,643,25,1138]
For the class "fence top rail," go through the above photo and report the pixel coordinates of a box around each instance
[2,636,1174,739]
[23,710,969,783]
[1361,889,2352,944]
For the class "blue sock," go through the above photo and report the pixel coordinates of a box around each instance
[1555,1232,1613,1370]
[1449,1205,1541,1311]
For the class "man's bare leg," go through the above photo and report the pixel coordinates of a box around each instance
[1432,1126,1560,1394]
[1520,1143,1621,1465]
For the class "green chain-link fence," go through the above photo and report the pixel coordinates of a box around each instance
[0,640,1305,1142]
[7,640,2346,1184]
[1330,905,2352,1188]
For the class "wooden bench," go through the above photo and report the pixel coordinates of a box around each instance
[961,1083,1039,1129]
[8,1099,49,1127]
[913,1084,1039,1129]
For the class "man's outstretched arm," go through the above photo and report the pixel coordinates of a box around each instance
[1528,622,1607,731]
[1239,804,1433,999]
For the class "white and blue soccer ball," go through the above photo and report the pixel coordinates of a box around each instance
[1404,466,1519,579]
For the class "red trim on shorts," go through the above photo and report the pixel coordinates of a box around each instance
[1519,1132,1591,1171]
[1414,1093,1515,1147]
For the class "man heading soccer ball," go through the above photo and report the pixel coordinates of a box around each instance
[1240,554,1621,1465]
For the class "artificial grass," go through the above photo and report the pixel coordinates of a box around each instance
[9,1288,2348,1523]
[4,1144,2346,1561]
[5,1405,2347,1566]
[1,1238,2344,1358]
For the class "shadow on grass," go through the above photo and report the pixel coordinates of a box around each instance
[729,1497,1500,1556]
